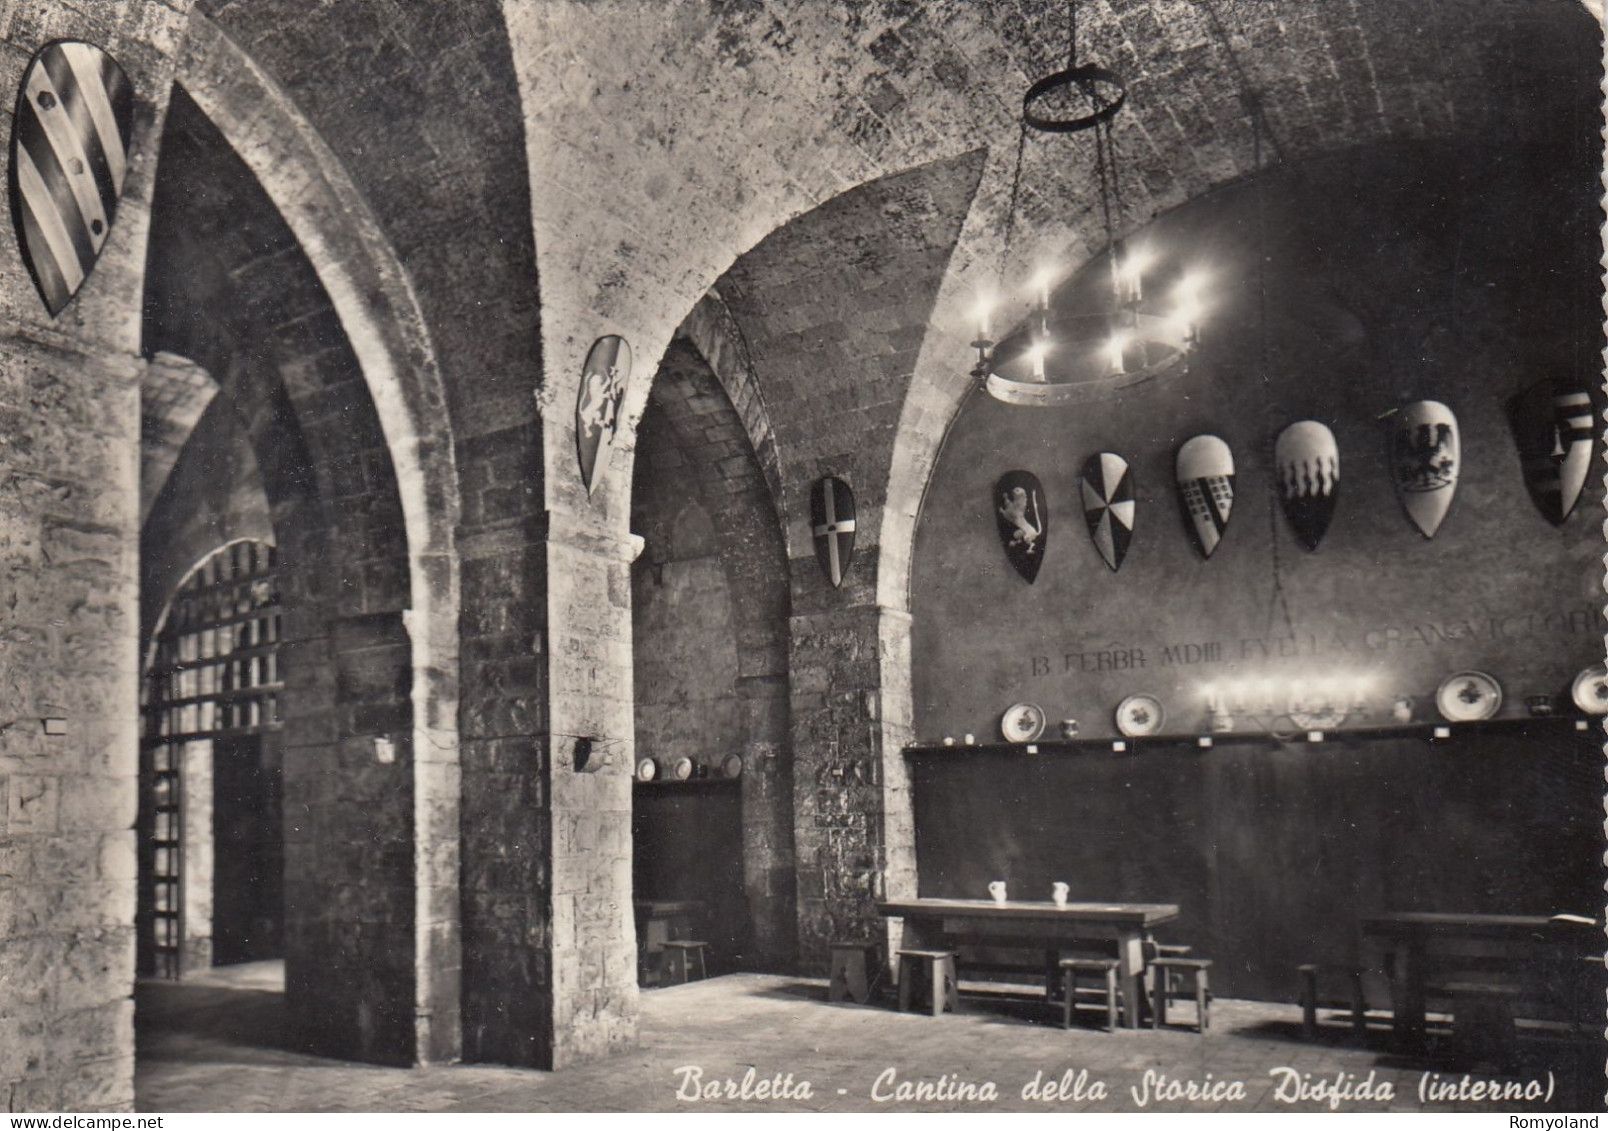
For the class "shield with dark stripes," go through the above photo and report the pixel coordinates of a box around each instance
[1080,452,1134,572]
[810,476,856,588]
[8,40,133,316]
[1507,378,1594,526]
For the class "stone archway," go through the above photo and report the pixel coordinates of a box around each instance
[631,336,795,972]
[172,18,465,1064]
[141,84,442,1066]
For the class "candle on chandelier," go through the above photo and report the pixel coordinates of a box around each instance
[1106,334,1126,376]
[1173,273,1203,343]
[1030,340,1047,381]
[1350,676,1371,710]
[974,295,993,341]
[1033,268,1053,310]
[1112,242,1147,305]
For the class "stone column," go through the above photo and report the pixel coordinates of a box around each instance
[789,579,917,972]
[0,2,190,1109]
[544,509,638,1066]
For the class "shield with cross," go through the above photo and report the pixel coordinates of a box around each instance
[810,475,856,588]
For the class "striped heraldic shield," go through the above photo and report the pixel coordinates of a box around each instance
[8,40,134,316]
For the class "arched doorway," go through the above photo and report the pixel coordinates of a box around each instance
[629,336,794,979]
[138,539,282,977]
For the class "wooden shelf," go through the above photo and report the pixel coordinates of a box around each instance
[632,775,742,789]
[905,714,1600,758]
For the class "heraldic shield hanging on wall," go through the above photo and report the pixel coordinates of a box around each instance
[994,470,1048,584]
[1275,420,1339,552]
[575,335,631,495]
[1390,400,1459,539]
[1507,377,1593,526]
[1080,453,1134,573]
[8,40,134,317]
[810,475,856,588]
[1175,435,1235,559]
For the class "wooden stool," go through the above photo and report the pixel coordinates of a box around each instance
[1145,942,1192,1010]
[1298,964,1368,1040]
[1060,957,1120,1032]
[663,940,709,983]
[896,950,959,1017]
[829,941,876,1004]
[1150,956,1212,1032]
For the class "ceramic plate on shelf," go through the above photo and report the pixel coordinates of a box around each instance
[670,756,695,781]
[1435,671,1502,722]
[1571,664,1608,714]
[722,753,745,779]
[1001,702,1046,743]
[635,758,658,782]
[1115,694,1165,737]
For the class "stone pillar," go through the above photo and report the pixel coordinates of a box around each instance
[544,510,638,1066]
[0,343,144,1110]
[789,587,916,972]
[0,2,189,1109]
[457,421,554,1067]
[736,671,796,971]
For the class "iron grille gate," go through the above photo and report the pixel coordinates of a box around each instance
[138,540,282,979]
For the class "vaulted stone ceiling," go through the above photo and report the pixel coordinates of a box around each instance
[156,0,1598,605]
[188,0,1597,423]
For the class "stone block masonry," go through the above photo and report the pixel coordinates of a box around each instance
[0,0,191,1110]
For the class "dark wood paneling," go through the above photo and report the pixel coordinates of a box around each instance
[911,728,1601,1001]
[633,781,748,970]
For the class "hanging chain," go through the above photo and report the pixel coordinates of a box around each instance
[999,115,1030,294]
[1252,99,1295,642]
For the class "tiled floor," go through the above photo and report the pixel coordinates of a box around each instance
[135,962,1603,1113]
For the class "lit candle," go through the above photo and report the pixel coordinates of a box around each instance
[1030,340,1046,381]
[1034,268,1053,310]
[1107,334,1125,376]
[1174,273,1202,344]
[1350,676,1371,710]
[1112,243,1147,304]
[975,296,993,341]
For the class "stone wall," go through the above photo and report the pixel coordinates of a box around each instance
[911,139,1602,743]
[139,391,273,646]
[0,0,192,1110]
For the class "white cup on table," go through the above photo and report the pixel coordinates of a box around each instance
[988,881,1007,904]
[1051,882,1069,907]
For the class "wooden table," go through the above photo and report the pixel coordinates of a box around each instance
[1361,912,1601,1042]
[635,900,706,984]
[878,898,1180,1028]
